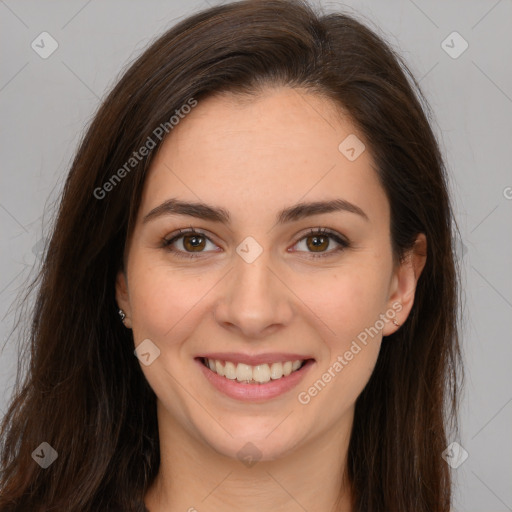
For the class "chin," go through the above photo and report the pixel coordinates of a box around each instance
[196,416,307,463]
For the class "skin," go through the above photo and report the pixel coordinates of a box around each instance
[116,86,426,512]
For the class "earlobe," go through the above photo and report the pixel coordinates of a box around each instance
[383,233,427,336]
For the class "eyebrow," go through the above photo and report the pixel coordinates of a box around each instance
[142,197,369,225]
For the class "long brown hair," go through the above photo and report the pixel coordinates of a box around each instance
[0,1,463,510]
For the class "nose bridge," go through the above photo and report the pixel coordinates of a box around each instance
[213,239,293,337]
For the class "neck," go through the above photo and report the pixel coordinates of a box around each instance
[144,402,355,512]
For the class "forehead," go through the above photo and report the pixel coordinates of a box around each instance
[139,86,388,227]
[160,87,350,162]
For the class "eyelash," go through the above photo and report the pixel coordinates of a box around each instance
[161,226,350,260]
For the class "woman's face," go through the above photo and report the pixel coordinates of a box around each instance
[116,86,418,461]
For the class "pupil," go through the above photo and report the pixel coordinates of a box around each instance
[310,235,327,250]
[185,235,204,250]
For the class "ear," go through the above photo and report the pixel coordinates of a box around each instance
[382,233,427,336]
[115,269,133,329]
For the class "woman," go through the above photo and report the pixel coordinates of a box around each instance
[0,0,463,510]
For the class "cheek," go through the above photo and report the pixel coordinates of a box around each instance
[127,238,393,344]
[127,258,208,343]
[292,263,389,397]
[295,270,386,421]
[291,263,392,340]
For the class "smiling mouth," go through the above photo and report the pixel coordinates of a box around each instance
[199,357,310,384]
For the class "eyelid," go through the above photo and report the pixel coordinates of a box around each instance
[296,226,349,247]
[289,227,350,258]
[163,227,212,245]
[162,227,218,255]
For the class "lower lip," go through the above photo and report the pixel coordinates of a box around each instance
[196,358,315,402]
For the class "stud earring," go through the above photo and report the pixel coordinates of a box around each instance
[118,309,126,322]
[393,319,400,327]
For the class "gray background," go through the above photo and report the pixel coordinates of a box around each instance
[1,1,511,510]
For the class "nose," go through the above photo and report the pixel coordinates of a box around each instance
[213,248,294,339]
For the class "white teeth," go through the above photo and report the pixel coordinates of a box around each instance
[224,361,237,380]
[203,358,306,383]
[235,363,252,382]
[270,362,283,380]
[253,364,271,383]
[215,360,225,377]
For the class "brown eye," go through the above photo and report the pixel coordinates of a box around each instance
[293,228,349,259]
[162,228,217,259]
[305,233,330,252]
[181,233,206,252]
[162,227,349,260]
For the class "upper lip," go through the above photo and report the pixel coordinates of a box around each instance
[196,352,314,366]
